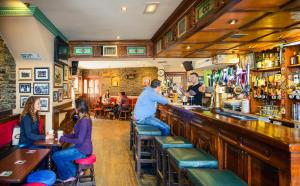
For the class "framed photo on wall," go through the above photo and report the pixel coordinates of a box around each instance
[63,65,70,81]
[34,67,50,81]
[177,16,187,38]
[19,83,31,93]
[39,96,49,112]
[58,89,63,102]
[54,64,63,88]
[53,91,59,102]
[33,83,49,95]
[63,83,69,98]
[20,95,29,108]
[19,68,32,81]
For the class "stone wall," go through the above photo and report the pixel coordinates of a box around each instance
[82,67,158,96]
[0,37,16,112]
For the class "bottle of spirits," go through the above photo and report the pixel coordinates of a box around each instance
[291,52,298,65]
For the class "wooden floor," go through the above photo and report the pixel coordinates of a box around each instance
[92,119,156,186]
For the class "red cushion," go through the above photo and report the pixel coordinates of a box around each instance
[0,119,19,148]
[75,154,96,165]
[39,118,44,135]
[23,183,46,186]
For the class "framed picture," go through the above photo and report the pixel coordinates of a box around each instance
[19,68,32,81]
[33,83,49,95]
[177,16,187,38]
[19,83,31,93]
[34,67,49,81]
[39,96,49,112]
[63,65,70,81]
[142,76,151,87]
[53,91,59,102]
[54,64,63,87]
[63,83,69,98]
[58,89,63,102]
[20,95,29,108]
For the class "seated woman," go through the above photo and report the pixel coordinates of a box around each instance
[19,96,54,148]
[52,98,93,183]
[101,90,110,105]
[113,91,129,117]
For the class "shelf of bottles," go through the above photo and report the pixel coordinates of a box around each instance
[253,49,281,71]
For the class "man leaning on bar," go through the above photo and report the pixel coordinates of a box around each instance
[134,79,170,136]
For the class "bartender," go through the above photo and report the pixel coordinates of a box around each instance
[185,72,205,105]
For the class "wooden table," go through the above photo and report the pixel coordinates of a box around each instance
[0,149,50,183]
[34,139,62,169]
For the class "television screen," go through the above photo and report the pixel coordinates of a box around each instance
[54,36,69,62]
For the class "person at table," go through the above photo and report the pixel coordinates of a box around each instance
[134,79,170,135]
[101,90,110,105]
[185,72,205,105]
[52,98,93,183]
[113,91,129,117]
[19,96,54,148]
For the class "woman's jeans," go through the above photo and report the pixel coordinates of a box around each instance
[52,147,86,180]
[138,116,170,136]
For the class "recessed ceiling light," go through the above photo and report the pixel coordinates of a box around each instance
[144,2,160,14]
[121,6,127,12]
[117,36,120,39]
[186,46,191,50]
[228,19,238,25]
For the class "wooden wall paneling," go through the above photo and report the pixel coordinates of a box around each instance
[52,101,73,130]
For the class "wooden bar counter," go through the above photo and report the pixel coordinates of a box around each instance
[157,104,300,186]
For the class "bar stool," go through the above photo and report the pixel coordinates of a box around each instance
[129,115,136,150]
[27,170,56,186]
[155,136,193,186]
[75,154,96,186]
[167,148,218,186]
[119,109,130,120]
[23,183,46,186]
[134,125,162,178]
[187,169,247,186]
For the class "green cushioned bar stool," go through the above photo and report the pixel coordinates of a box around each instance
[134,125,162,178]
[155,136,193,186]
[187,169,247,186]
[167,148,218,186]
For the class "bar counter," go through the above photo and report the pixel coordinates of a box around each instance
[157,104,300,186]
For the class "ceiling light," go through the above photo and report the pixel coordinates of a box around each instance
[186,46,191,50]
[228,19,238,25]
[144,2,160,14]
[121,6,127,12]
[116,36,120,39]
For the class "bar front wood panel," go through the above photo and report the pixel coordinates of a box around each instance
[157,104,300,186]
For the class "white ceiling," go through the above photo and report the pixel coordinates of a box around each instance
[23,0,183,40]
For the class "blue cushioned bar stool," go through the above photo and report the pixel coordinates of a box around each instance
[155,136,193,186]
[167,148,218,186]
[187,169,247,186]
[134,125,162,178]
[27,170,56,186]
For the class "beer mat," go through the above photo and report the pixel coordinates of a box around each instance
[26,150,36,154]
[14,160,26,165]
[0,171,12,176]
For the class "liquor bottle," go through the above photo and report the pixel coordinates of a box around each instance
[291,52,298,65]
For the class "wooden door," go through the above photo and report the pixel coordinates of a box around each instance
[82,78,100,106]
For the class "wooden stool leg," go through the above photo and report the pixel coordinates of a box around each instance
[136,135,141,178]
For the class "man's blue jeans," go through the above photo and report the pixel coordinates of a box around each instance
[52,146,86,180]
[138,116,170,136]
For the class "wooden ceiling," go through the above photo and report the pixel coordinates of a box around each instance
[152,0,300,58]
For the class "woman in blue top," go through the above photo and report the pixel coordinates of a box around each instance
[19,96,54,148]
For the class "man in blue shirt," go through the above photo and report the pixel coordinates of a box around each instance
[134,79,170,135]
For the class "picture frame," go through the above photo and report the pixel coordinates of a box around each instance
[39,96,50,112]
[19,83,31,93]
[33,83,49,95]
[54,64,63,88]
[53,91,59,102]
[34,67,50,81]
[58,89,63,102]
[20,95,29,108]
[63,65,70,81]
[63,83,69,98]
[19,68,32,81]
[177,16,187,38]
[142,76,151,87]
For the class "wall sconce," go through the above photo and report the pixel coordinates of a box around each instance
[111,77,120,87]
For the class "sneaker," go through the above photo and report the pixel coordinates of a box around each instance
[63,177,76,183]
